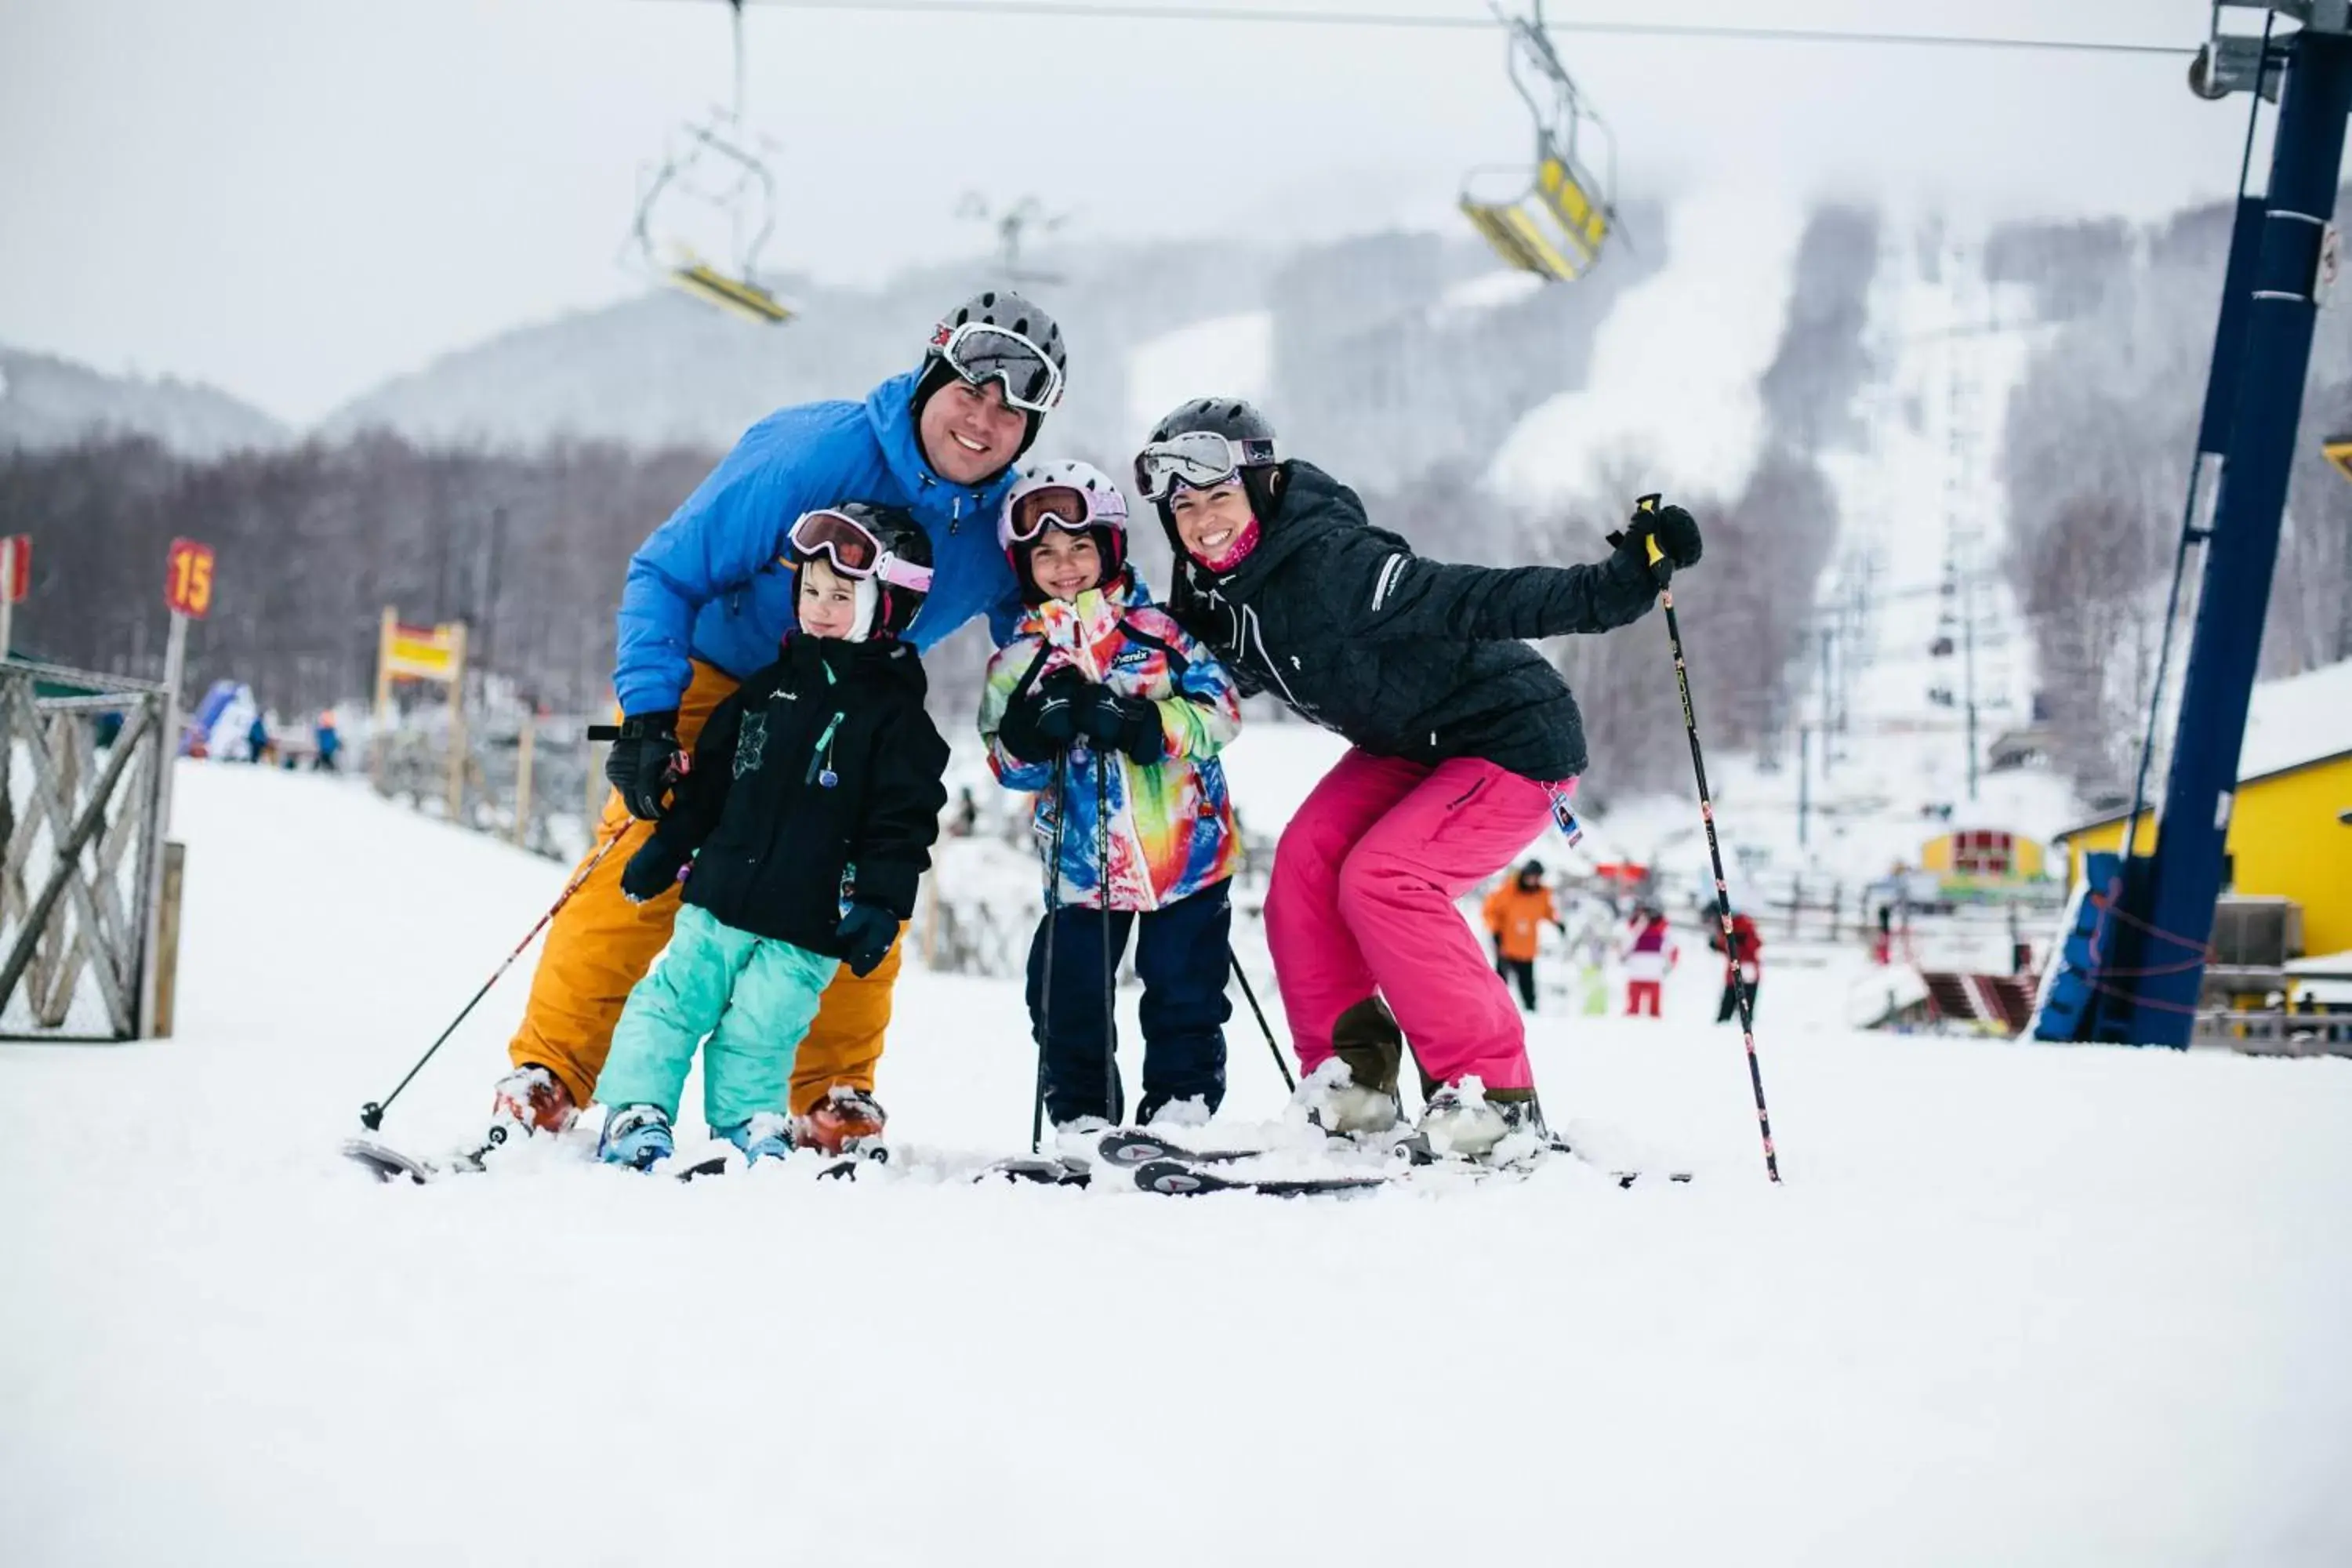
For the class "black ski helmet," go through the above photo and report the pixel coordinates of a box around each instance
[912,287,1069,465]
[790,502,933,642]
[1141,397,1287,550]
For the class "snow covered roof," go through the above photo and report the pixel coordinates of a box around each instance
[2056,656,2352,838]
[2233,656,2352,782]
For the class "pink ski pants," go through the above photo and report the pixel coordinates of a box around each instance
[1265,750,1568,1093]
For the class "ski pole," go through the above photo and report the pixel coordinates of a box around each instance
[1627,492,1782,1183]
[1096,750,1120,1123]
[358,826,629,1131]
[1227,946,1296,1092]
[1031,753,1069,1152]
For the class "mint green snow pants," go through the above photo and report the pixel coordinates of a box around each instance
[593,903,841,1131]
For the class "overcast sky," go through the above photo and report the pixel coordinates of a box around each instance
[0,0,2257,425]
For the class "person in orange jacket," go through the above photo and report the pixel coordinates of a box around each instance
[1482,859,1563,1013]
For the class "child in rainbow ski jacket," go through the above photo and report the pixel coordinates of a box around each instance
[977,460,1243,1132]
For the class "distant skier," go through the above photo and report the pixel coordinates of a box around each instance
[1482,858,1563,1013]
[1141,397,1701,1159]
[1621,905,1678,1018]
[485,289,1065,1156]
[978,460,1242,1134]
[245,710,270,764]
[313,710,342,773]
[592,504,948,1169]
[1704,900,1762,1023]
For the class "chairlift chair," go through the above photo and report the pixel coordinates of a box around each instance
[627,0,793,325]
[1458,2,1617,282]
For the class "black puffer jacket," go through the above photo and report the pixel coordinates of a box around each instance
[652,635,949,955]
[1163,461,1658,781]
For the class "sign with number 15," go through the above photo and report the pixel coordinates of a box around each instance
[165,538,216,619]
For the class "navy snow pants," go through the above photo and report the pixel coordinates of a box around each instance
[1027,880,1232,1127]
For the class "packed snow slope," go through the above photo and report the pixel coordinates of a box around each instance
[5,764,2351,1568]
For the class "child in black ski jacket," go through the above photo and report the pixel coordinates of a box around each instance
[590,503,949,1171]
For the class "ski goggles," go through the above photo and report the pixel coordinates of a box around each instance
[1004,483,1127,545]
[786,510,934,592]
[1134,430,1281,501]
[931,320,1065,412]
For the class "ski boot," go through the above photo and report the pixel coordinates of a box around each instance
[1406,1083,1552,1166]
[793,1085,889,1162]
[490,1064,578,1136]
[1050,1113,1115,1166]
[1292,1057,1403,1140]
[598,1104,675,1171]
[1136,1094,1213,1130]
[718,1112,794,1167]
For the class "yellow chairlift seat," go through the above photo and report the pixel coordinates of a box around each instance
[1460,2,1618,284]
[667,256,794,325]
[625,1,792,328]
[1461,149,1610,281]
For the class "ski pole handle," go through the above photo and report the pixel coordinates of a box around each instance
[1633,492,1667,572]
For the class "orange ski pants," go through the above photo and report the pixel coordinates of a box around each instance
[506,659,904,1116]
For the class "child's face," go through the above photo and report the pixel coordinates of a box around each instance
[1028,528,1103,602]
[1170,481,1254,561]
[797,558,861,639]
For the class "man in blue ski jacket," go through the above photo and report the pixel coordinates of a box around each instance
[488,289,1071,1156]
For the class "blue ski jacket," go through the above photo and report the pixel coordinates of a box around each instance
[614,370,1025,716]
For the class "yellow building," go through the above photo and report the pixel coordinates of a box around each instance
[2052,660,2352,959]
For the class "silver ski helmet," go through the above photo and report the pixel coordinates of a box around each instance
[999,459,1130,605]
[912,288,1069,464]
[787,501,934,641]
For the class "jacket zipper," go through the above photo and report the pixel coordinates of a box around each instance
[805,713,845,783]
[1242,602,1302,710]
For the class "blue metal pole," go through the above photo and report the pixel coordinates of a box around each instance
[2124,28,2352,1045]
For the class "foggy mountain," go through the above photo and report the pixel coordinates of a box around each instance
[0,345,289,459]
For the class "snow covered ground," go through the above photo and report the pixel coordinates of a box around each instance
[5,762,2352,1566]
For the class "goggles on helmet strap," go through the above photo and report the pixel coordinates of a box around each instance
[930,320,1065,413]
[1007,484,1116,545]
[1134,430,1280,501]
[787,510,935,592]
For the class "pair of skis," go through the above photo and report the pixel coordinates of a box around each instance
[982,1127,1690,1197]
[340,1128,881,1185]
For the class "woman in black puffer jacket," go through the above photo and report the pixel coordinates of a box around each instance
[1138,397,1702,1158]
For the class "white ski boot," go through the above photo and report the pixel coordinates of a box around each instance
[1292,1057,1403,1138]
[1410,1080,1552,1166]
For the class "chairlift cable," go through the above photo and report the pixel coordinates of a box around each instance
[698,0,2186,59]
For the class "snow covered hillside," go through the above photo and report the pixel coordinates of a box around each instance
[1488,189,1807,503]
[1581,212,2083,895]
[5,764,2350,1566]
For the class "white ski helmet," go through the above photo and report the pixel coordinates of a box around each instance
[998,459,1131,604]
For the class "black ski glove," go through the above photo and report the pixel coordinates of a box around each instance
[1608,496,1703,582]
[605,710,685,820]
[996,670,1085,763]
[620,837,690,904]
[835,901,900,978]
[1077,688,1166,765]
